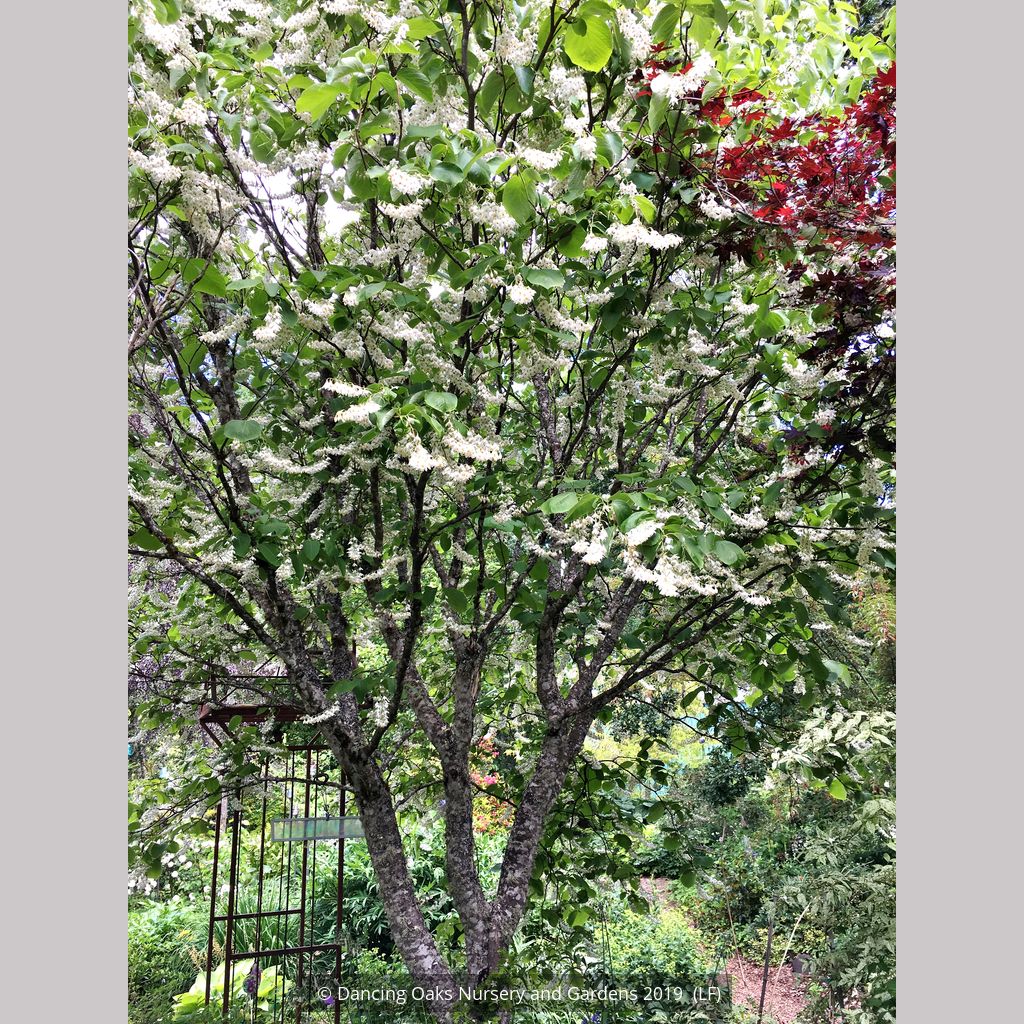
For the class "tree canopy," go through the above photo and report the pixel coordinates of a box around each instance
[128,0,895,1016]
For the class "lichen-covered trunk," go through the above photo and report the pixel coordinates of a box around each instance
[322,731,457,1021]
[489,718,593,954]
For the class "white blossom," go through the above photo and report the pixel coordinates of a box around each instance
[336,399,381,424]
[508,281,536,305]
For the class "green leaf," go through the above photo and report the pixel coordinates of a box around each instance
[595,129,623,168]
[652,3,681,44]
[371,71,399,105]
[714,539,745,565]
[396,68,433,101]
[556,225,587,259]
[522,267,564,290]
[514,66,535,96]
[564,16,614,72]
[646,802,667,823]
[828,778,848,800]
[296,82,344,121]
[823,659,853,685]
[130,529,163,552]
[257,542,282,567]
[634,195,656,223]
[648,91,669,133]
[193,264,227,298]
[250,128,276,163]
[712,0,731,32]
[180,340,208,373]
[541,491,579,515]
[502,174,535,225]
[223,419,264,442]
[151,0,182,25]
[226,277,261,291]
[430,162,464,185]
[754,310,787,338]
[478,70,503,118]
[424,391,459,412]
[301,539,321,562]
[327,677,360,698]
[443,587,469,615]
[405,16,442,40]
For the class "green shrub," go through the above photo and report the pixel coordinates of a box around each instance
[128,899,208,1024]
[736,924,829,967]
[606,908,710,991]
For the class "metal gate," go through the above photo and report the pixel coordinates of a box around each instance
[200,703,362,1023]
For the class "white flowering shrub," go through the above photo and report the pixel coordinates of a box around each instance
[129,0,895,1013]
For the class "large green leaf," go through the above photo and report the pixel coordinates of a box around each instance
[250,128,276,163]
[564,16,614,72]
[296,82,344,121]
[714,539,745,565]
[397,68,433,101]
[541,491,579,515]
[522,267,564,290]
[223,419,264,442]
[424,391,459,412]
[502,174,536,225]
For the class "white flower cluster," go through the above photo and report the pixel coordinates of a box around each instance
[571,523,608,565]
[401,436,443,474]
[389,166,430,195]
[324,379,370,397]
[445,429,501,462]
[548,65,587,105]
[302,703,341,725]
[128,144,180,184]
[625,520,659,546]
[518,147,562,171]
[200,312,248,345]
[495,26,537,66]
[176,97,208,128]
[582,233,608,254]
[379,199,425,221]
[469,201,518,236]
[508,280,536,305]
[607,221,684,250]
[305,297,336,319]
[649,53,715,104]
[252,450,329,476]
[336,399,382,424]
[575,135,598,161]
[622,547,719,598]
[253,305,282,343]
[369,696,391,728]
[615,8,652,62]
[699,194,736,221]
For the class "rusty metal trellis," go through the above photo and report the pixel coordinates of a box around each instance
[200,703,354,1023]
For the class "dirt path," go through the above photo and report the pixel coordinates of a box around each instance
[725,955,809,1024]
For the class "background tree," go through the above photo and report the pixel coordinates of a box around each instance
[129,1,895,1018]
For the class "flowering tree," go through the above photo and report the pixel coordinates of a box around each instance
[129,0,895,1015]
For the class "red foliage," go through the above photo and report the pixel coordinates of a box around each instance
[715,65,896,251]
